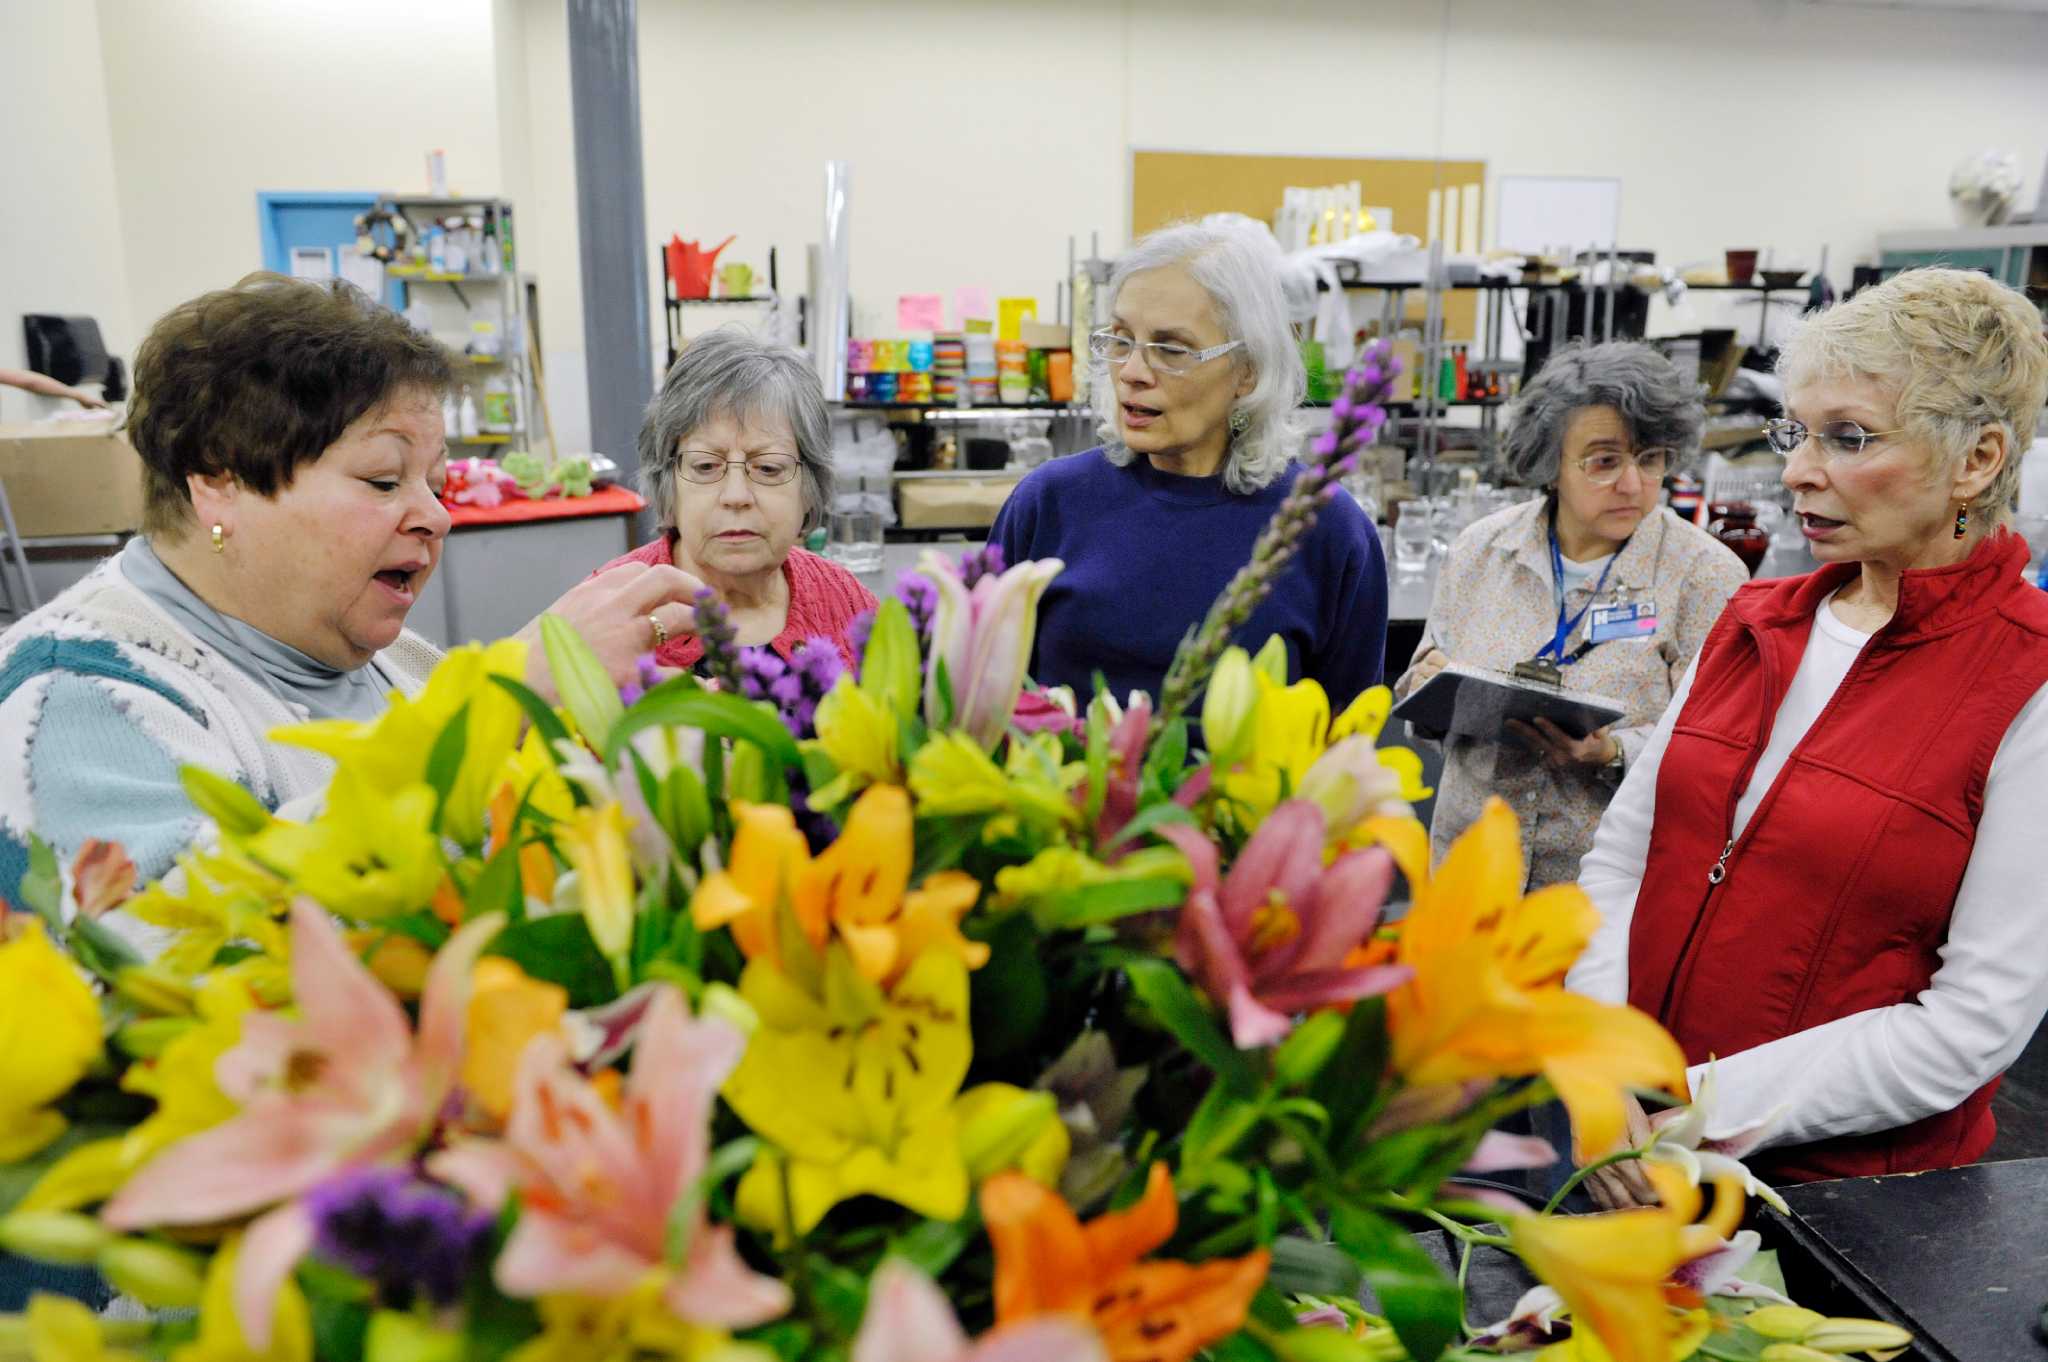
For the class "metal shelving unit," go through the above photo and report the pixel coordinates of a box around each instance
[661,245,794,370]
[378,194,532,450]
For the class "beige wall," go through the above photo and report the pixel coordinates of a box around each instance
[0,0,134,424]
[7,0,2047,450]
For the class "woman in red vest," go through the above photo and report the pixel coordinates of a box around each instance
[1571,268,2048,1193]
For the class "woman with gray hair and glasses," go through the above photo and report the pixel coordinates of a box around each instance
[990,218,1387,710]
[1392,341,1747,889]
[594,328,875,669]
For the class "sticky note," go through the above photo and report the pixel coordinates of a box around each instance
[997,297,1037,341]
[954,287,993,325]
[897,293,943,332]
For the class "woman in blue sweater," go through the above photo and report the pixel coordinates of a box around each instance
[991,220,1387,712]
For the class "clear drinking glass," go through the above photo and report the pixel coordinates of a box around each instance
[1428,496,1458,563]
[827,508,884,574]
[1393,501,1433,579]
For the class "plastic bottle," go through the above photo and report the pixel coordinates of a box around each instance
[481,219,502,275]
[442,391,460,436]
[457,388,480,439]
[481,375,513,432]
[427,227,447,274]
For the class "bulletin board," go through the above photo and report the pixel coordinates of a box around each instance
[1129,149,1487,338]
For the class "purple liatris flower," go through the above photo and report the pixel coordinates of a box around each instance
[894,570,939,640]
[619,651,664,707]
[306,1166,494,1309]
[739,637,844,738]
[957,541,1007,587]
[845,607,878,680]
[692,587,744,692]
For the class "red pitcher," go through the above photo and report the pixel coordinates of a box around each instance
[665,234,735,299]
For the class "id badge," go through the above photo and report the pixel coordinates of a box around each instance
[1588,602,1658,643]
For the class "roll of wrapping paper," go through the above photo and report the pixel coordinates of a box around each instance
[814,161,852,399]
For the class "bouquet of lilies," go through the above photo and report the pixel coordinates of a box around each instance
[0,345,1909,1362]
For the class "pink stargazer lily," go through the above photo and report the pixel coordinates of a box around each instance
[429,984,791,1329]
[918,549,1063,751]
[1160,801,1411,1048]
[853,1259,1107,1362]
[102,900,505,1349]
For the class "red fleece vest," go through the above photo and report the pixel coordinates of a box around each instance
[1627,532,2048,1181]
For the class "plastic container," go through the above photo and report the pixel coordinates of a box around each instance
[480,375,514,432]
[908,340,934,373]
[846,340,874,374]
[1047,351,1074,403]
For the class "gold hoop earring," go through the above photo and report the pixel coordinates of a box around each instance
[1954,502,1969,540]
[210,523,225,554]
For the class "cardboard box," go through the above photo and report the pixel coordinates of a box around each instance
[0,421,147,536]
[896,474,1019,530]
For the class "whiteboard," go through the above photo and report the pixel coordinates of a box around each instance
[1495,175,1622,254]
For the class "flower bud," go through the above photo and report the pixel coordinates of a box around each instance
[957,1083,1068,1185]
[1202,649,1258,769]
[114,1016,197,1060]
[1745,1306,1827,1340]
[0,1211,113,1266]
[97,1238,206,1308]
[1801,1319,1914,1353]
[1759,1346,1844,1362]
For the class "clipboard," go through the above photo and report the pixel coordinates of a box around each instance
[1391,662,1627,741]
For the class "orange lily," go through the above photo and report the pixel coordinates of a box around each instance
[489,780,559,906]
[462,958,569,1124]
[800,786,987,987]
[1370,799,1687,1159]
[690,802,826,968]
[980,1162,1269,1362]
[1510,1165,1744,1362]
[694,788,988,987]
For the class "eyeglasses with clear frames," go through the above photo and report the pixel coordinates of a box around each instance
[1088,329,1245,376]
[676,452,800,487]
[1575,447,1674,487]
[1763,418,1905,458]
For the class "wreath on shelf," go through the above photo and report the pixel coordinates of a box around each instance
[351,205,413,263]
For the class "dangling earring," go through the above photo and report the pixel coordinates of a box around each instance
[211,523,225,554]
[1228,406,1250,436]
[1954,501,1969,539]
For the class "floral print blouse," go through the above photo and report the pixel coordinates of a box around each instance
[1393,498,1749,889]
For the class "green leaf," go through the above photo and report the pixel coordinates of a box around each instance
[1330,1205,1462,1362]
[1274,1009,1348,1088]
[1346,1128,1443,1193]
[540,613,624,748]
[424,699,471,836]
[659,762,713,856]
[861,597,921,720]
[67,916,144,978]
[1102,800,1199,853]
[178,767,274,838]
[307,1295,372,1362]
[967,912,1048,1062]
[1206,1332,1281,1362]
[0,1120,130,1216]
[884,1215,978,1278]
[486,674,578,779]
[1266,1235,1365,1298]
[1313,996,1389,1154]
[1142,716,1190,790]
[1082,690,1113,826]
[604,678,800,773]
[1123,956,1258,1095]
[805,1256,870,1338]
[17,835,62,924]
[1033,875,1187,929]
[485,913,615,1008]
[365,1310,462,1362]
[910,816,980,880]
[1182,1081,1263,1170]
[930,654,956,731]
[665,1136,761,1267]
[468,838,531,922]
[1269,1327,1386,1362]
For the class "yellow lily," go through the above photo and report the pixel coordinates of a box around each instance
[244,767,446,921]
[558,801,638,967]
[799,785,988,986]
[20,975,253,1216]
[991,844,1191,919]
[3,1296,150,1362]
[723,948,972,1239]
[507,1277,770,1362]
[691,802,825,969]
[955,1082,1069,1185]
[124,845,290,983]
[170,1233,312,1362]
[463,958,569,1124]
[907,731,1082,839]
[1533,1310,1713,1362]
[1220,671,1332,815]
[1511,1165,1743,1362]
[806,674,902,808]
[0,921,103,1162]
[1375,798,1688,1158]
[273,638,528,847]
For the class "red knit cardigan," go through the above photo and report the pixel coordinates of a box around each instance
[594,537,878,671]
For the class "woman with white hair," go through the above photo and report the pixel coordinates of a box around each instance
[1393,342,1748,889]
[990,220,1386,710]
[1570,268,2048,1191]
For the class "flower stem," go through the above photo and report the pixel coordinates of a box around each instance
[1542,1148,1646,1216]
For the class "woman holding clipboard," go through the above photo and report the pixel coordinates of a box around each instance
[1391,342,1748,889]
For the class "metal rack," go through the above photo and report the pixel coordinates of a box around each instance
[661,245,792,371]
[378,194,532,451]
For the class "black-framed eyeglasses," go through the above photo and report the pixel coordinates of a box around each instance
[1088,329,1244,375]
[1763,418,1905,458]
[676,451,800,486]
[1574,447,1673,486]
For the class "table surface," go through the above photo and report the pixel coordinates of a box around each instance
[444,485,646,528]
[1776,1158,2048,1362]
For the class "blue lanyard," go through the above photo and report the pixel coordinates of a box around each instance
[1539,525,1624,664]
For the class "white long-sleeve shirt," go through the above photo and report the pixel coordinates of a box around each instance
[1570,592,2048,1150]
